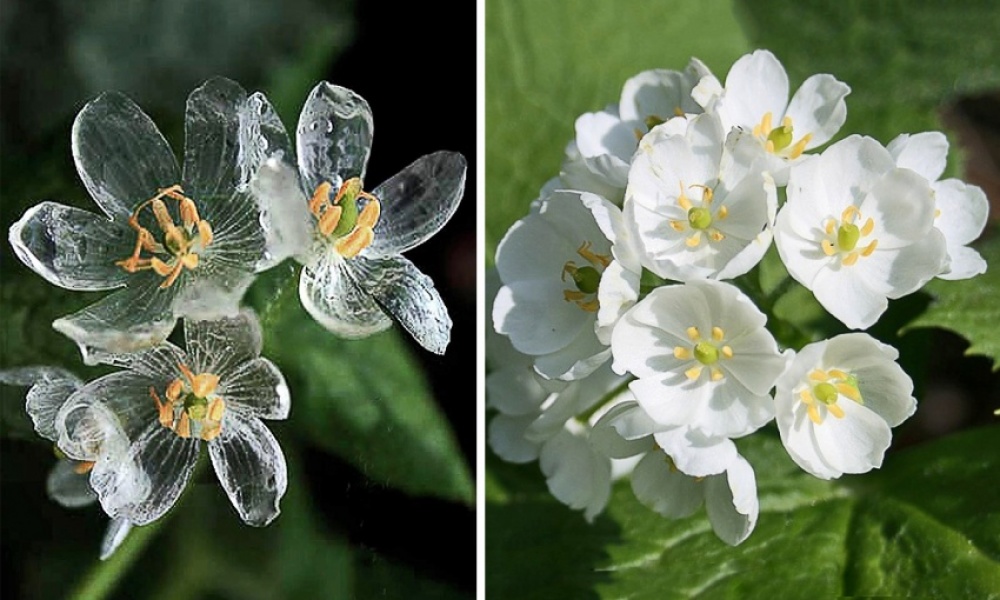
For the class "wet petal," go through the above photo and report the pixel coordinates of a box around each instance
[299,252,391,339]
[239,92,295,188]
[72,91,180,220]
[9,202,134,290]
[221,358,290,420]
[100,518,133,561]
[0,366,83,440]
[182,77,248,200]
[58,371,163,444]
[209,414,287,526]
[250,157,312,267]
[184,309,263,377]
[367,151,467,257]
[296,82,373,191]
[46,460,97,508]
[351,255,452,354]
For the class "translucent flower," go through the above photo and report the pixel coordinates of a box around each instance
[8,78,271,361]
[249,82,466,354]
[775,136,948,329]
[625,111,777,281]
[774,333,916,480]
[693,49,850,185]
[493,190,616,380]
[591,401,759,545]
[887,132,989,280]
[611,280,788,438]
[54,310,290,526]
[562,59,712,202]
[0,367,134,559]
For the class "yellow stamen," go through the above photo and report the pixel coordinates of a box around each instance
[825,219,836,236]
[318,205,343,236]
[358,199,381,229]
[827,403,845,419]
[678,192,693,211]
[176,412,191,438]
[709,230,725,242]
[788,134,812,160]
[309,181,333,216]
[198,221,214,247]
[710,367,724,381]
[800,389,815,404]
[807,404,822,425]
[860,218,874,237]
[685,366,703,380]
[934,208,942,218]
[842,252,859,266]
[781,115,792,128]
[691,184,714,204]
[335,227,375,259]
[828,369,850,380]
[765,140,775,154]
[686,327,700,340]
[836,383,862,402]
[841,205,859,223]
[760,112,773,136]
[73,461,96,475]
[809,369,829,382]
[674,347,692,360]
[717,206,728,219]
[711,326,724,341]
[822,240,836,256]
[578,299,599,313]
[669,220,687,232]
[150,257,173,277]
[179,197,200,226]
[721,346,733,359]
[685,232,701,247]
[151,198,175,231]
[563,289,585,302]
[861,240,878,257]
[578,241,611,268]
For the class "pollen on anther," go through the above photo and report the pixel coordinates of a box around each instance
[686,326,700,340]
[836,383,862,402]
[721,345,733,359]
[800,389,815,404]
[828,403,845,419]
[842,252,859,266]
[809,369,829,382]
[861,218,875,237]
[711,326,724,341]
[824,219,835,236]
[718,206,728,219]
[709,231,725,242]
[822,240,836,256]
[841,205,859,223]
[710,367,724,381]
[685,366,703,380]
[669,220,686,232]
[828,369,849,380]
[807,404,822,425]
[685,232,701,247]
[861,240,878,257]
[674,346,692,360]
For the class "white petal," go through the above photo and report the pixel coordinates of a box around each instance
[938,245,986,281]
[860,168,936,248]
[47,460,97,508]
[486,365,550,415]
[619,67,704,122]
[540,428,612,522]
[630,451,702,519]
[250,157,313,267]
[811,400,892,477]
[298,252,391,340]
[816,136,895,207]
[296,82,373,192]
[811,265,887,330]
[628,375,707,430]
[532,328,610,382]
[560,153,629,201]
[784,74,850,149]
[719,50,789,130]
[857,229,947,299]
[72,91,180,220]
[488,414,540,464]
[595,260,640,345]
[887,132,948,181]
[575,110,637,161]
[654,428,738,478]
[0,366,83,441]
[350,254,452,354]
[181,77,248,200]
[493,280,588,357]
[703,455,758,545]
[934,179,989,271]
[99,518,133,561]
[209,414,287,526]
[184,309,263,377]
[724,329,787,396]
[8,202,133,291]
[822,334,915,427]
[590,402,656,459]
[221,358,290,420]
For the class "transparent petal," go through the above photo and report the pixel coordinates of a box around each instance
[90,342,188,382]
[0,366,83,440]
[182,77,248,201]
[9,202,134,290]
[72,91,180,220]
[367,151,467,257]
[239,92,295,189]
[298,252,391,339]
[250,157,312,268]
[220,358,290,420]
[100,518,133,561]
[52,273,178,360]
[184,309,263,378]
[46,460,97,508]
[296,82,373,192]
[209,414,287,526]
[350,254,452,354]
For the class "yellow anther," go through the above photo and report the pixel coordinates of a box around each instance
[334,227,375,259]
[686,326,700,340]
[760,112,773,136]
[309,181,333,216]
[678,193,693,211]
[765,140,775,154]
[809,369,829,382]
[821,240,836,256]
[150,257,173,277]
[691,184,714,204]
[578,241,611,268]
[861,218,875,237]
[151,198,175,231]
[842,252,859,266]
[800,389,815,404]
[836,383,862,402]
[179,197,200,227]
[685,366,703,380]
[73,461,96,475]
[673,106,685,117]
[721,345,733,359]
[788,134,812,160]
[807,404,822,425]
[318,205,343,236]
[563,289,585,302]
[711,326,724,341]
[674,347,692,360]
[669,220,687,232]
[191,373,220,399]
[710,367,724,381]
[166,379,183,402]
[709,230,725,242]
[825,219,836,236]
[176,412,191,439]
[357,199,381,229]
[828,369,850,380]
[578,299,599,313]
[934,208,942,219]
[159,263,185,288]
[198,220,214,247]
[861,240,878,257]
[827,403,845,419]
[685,232,701,247]
[841,205,859,223]
[180,254,199,270]
[207,397,226,422]
[781,115,792,128]
[717,206,728,219]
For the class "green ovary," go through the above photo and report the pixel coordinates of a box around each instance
[813,382,839,404]
[571,266,601,294]
[688,207,713,230]
[694,341,720,365]
[767,125,793,151]
[837,223,860,251]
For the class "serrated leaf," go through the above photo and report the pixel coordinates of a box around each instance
[487,428,1000,598]
[904,234,1000,370]
[485,0,750,259]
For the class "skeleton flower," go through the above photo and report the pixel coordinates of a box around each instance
[611,280,788,438]
[886,132,989,280]
[774,333,916,480]
[625,111,777,281]
[54,310,290,526]
[8,78,270,361]
[775,136,948,329]
[0,367,133,559]
[693,49,850,185]
[249,82,466,354]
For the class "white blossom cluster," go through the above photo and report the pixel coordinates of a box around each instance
[5,78,465,558]
[489,50,988,545]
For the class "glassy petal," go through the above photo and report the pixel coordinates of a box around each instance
[0,366,83,440]
[182,77,248,200]
[367,151,467,257]
[209,414,287,526]
[184,309,263,377]
[72,91,180,220]
[351,255,451,354]
[59,371,164,443]
[299,252,391,339]
[251,157,312,268]
[221,358,290,420]
[239,92,294,187]
[100,518,133,561]
[47,460,97,508]
[9,202,133,290]
[296,82,373,191]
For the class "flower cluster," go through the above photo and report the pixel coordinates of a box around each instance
[489,50,988,545]
[5,77,465,557]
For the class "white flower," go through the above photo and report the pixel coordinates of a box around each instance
[8,78,271,361]
[611,280,787,438]
[774,333,916,480]
[591,401,759,545]
[625,111,777,281]
[493,190,615,380]
[887,132,989,280]
[775,135,949,329]
[54,310,290,526]
[249,82,466,354]
[694,49,850,185]
[562,59,712,202]
[583,195,642,345]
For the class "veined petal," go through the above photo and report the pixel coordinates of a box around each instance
[182,77,248,200]
[630,450,703,519]
[296,82,373,191]
[488,413,540,464]
[220,358,290,420]
[47,460,97,508]
[184,309,263,378]
[59,371,164,443]
[239,92,295,190]
[72,91,180,220]
[9,202,134,290]
[250,157,313,267]
[367,151,467,257]
[887,132,948,181]
[0,366,83,441]
[350,254,452,354]
[704,455,758,546]
[100,518,133,561]
[540,428,612,523]
[298,251,391,340]
[209,413,287,526]
[784,73,850,149]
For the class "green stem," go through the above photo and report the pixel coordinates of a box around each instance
[67,518,166,600]
[575,376,635,423]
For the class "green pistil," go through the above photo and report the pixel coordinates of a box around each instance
[645,115,666,130]
[837,222,860,251]
[688,207,713,230]
[813,382,839,404]
[571,266,601,294]
[767,125,793,151]
[183,393,209,418]
[694,341,720,365]
[332,195,359,238]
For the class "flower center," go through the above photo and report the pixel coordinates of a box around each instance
[150,363,225,441]
[668,182,729,247]
[798,367,863,425]
[308,178,381,259]
[820,205,880,267]
[561,241,611,313]
[752,112,812,159]
[673,325,734,382]
[115,185,214,288]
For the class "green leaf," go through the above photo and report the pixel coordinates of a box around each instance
[485,0,750,259]
[252,269,473,505]
[904,234,1000,370]
[487,427,1000,598]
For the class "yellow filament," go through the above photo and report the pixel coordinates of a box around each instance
[861,240,878,257]
[861,218,875,237]
[578,241,611,268]
[686,326,700,340]
[842,252,859,266]
[807,404,822,424]
[721,345,733,359]
[836,383,862,402]
[678,193,693,211]
[674,347,692,360]
[711,326,724,341]
[809,369,829,382]
[788,134,812,159]
[685,366,703,380]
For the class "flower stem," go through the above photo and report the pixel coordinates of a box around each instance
[67,518,166,600]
